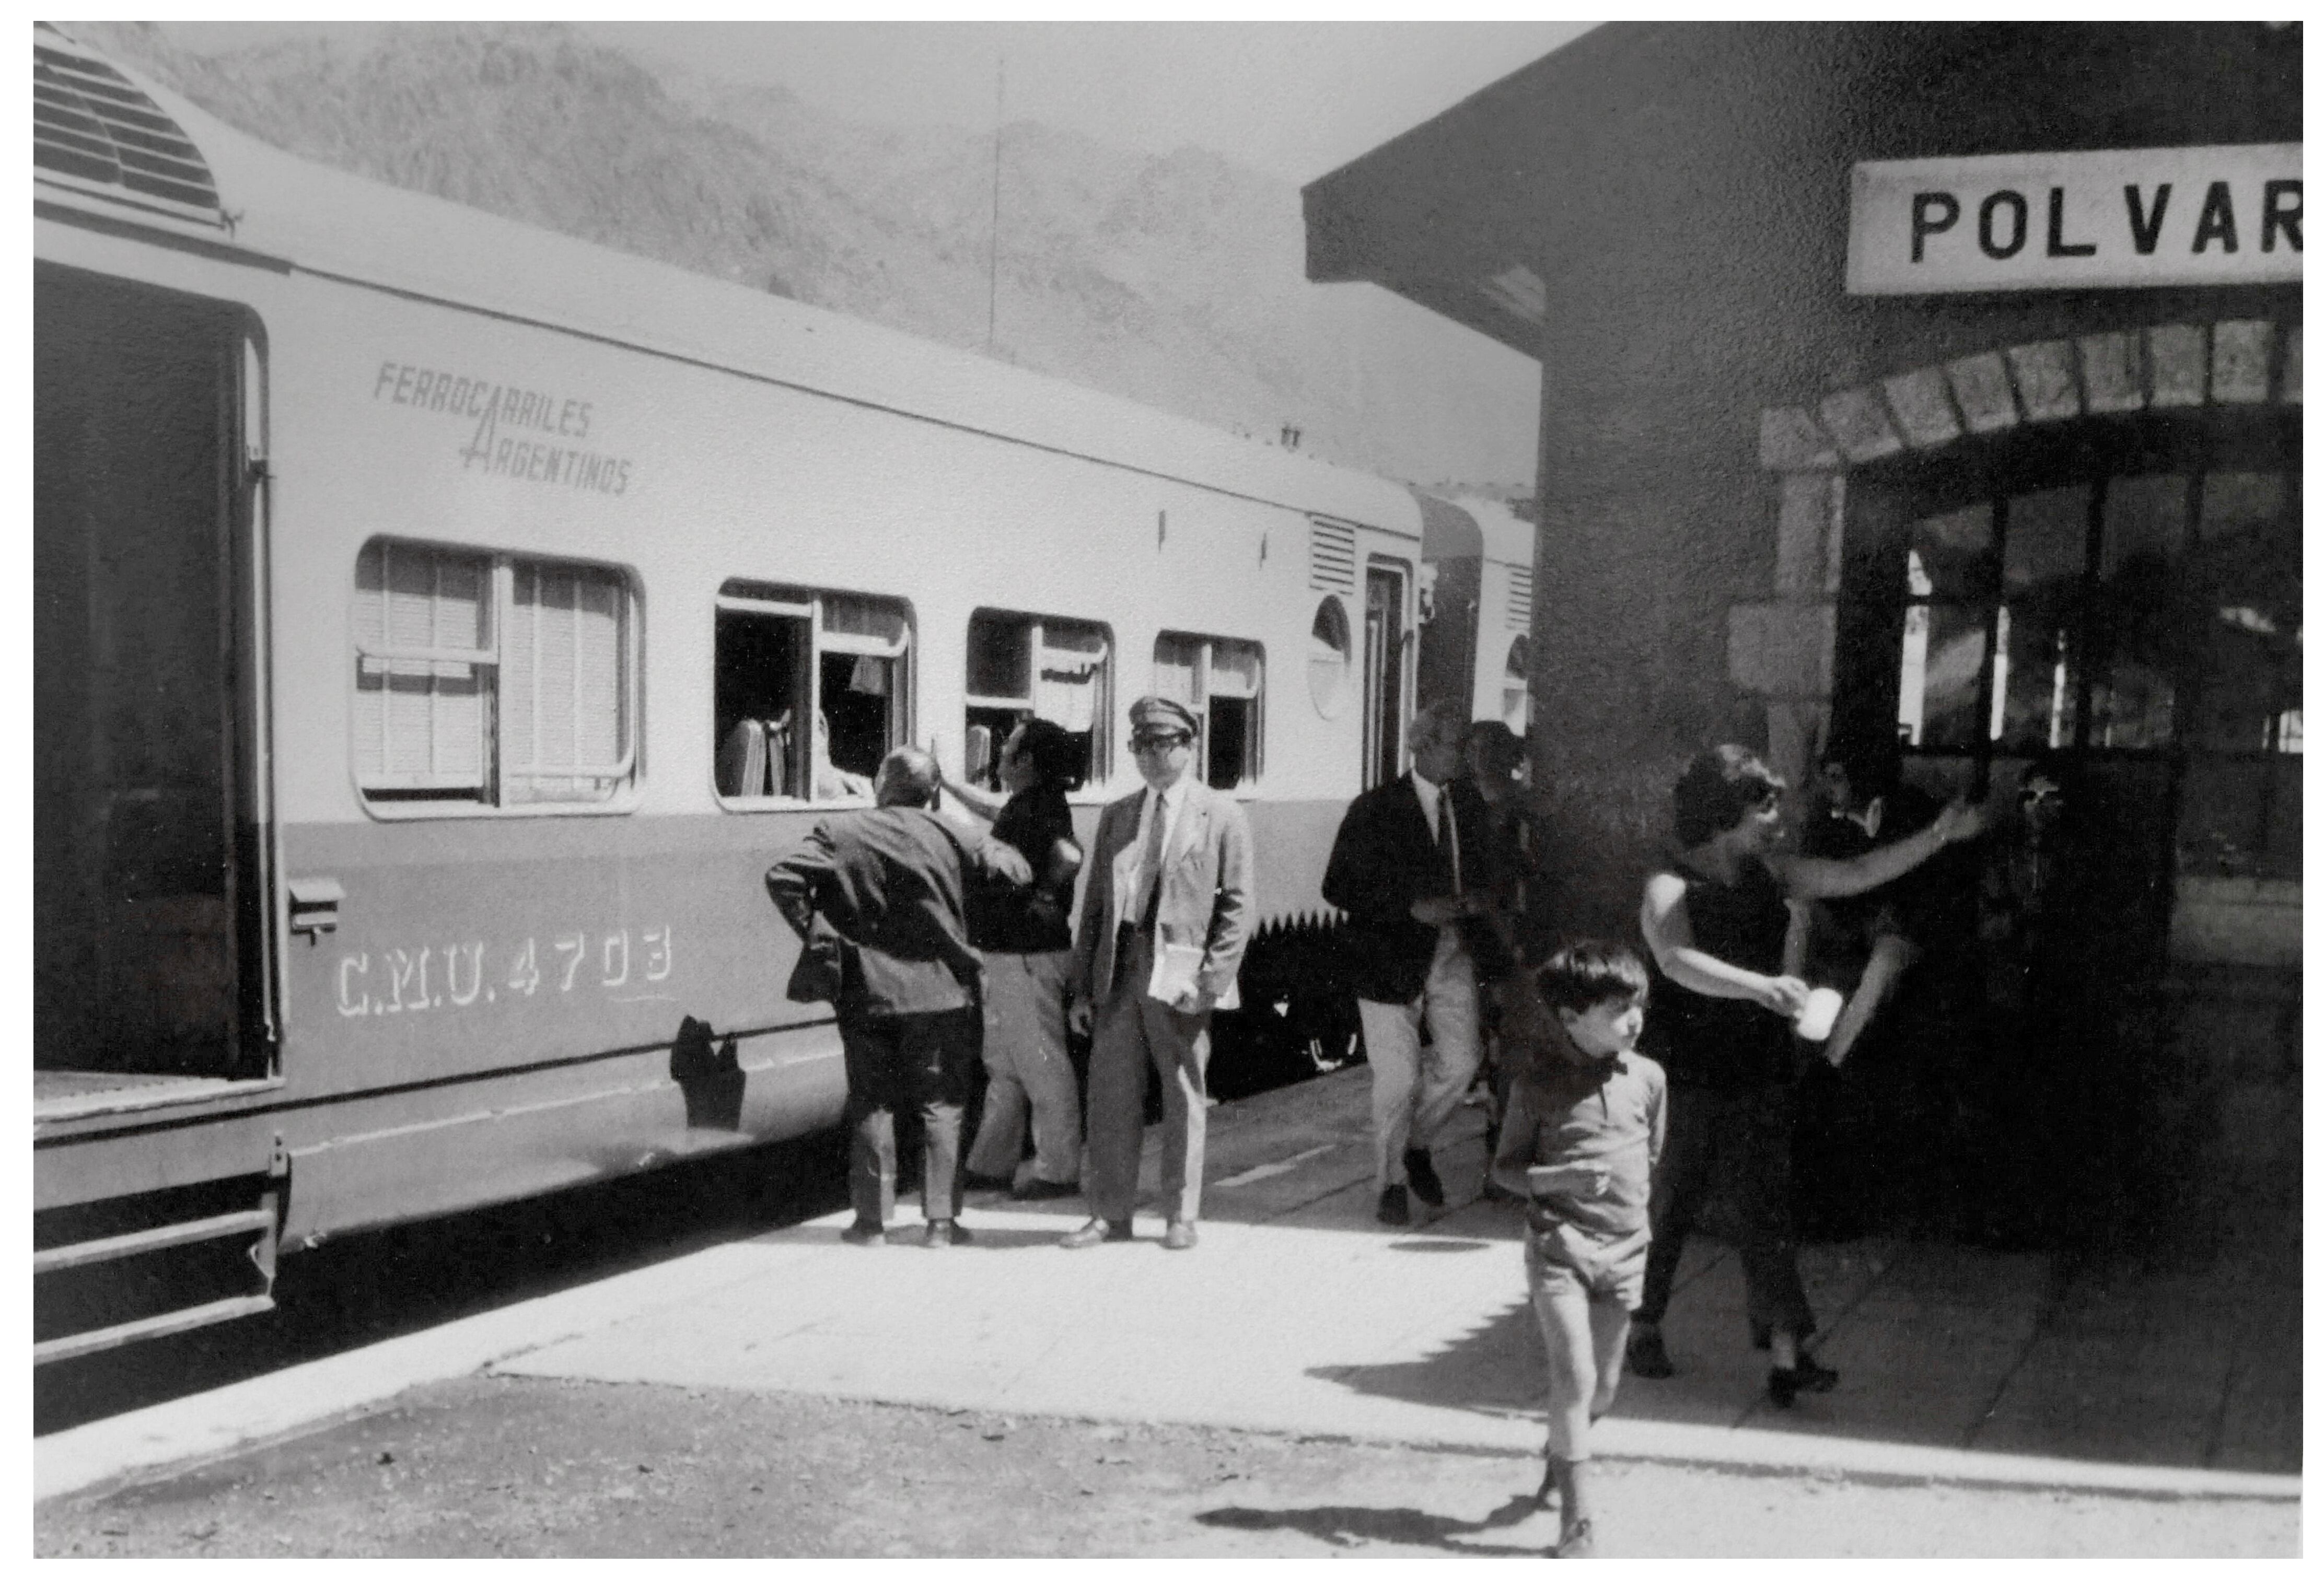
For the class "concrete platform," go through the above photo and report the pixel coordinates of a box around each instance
[37,1068,2303,1504]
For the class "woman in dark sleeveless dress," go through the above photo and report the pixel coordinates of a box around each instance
[1630,745,1984,1407]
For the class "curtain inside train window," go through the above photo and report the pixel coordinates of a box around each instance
[355,540,638,811]
[965,610,1111,791]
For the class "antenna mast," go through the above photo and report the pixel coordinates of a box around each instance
[986,56,1005,354]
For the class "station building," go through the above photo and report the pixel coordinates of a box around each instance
[1307,22,2300,1228]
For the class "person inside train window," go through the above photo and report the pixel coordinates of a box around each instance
[811,712,876,803]
[964,612,1111,792]
[1152,632,1263,790]
[1630,745,1985,1406]
[713,583,908,802]
[940,717,1087,1201]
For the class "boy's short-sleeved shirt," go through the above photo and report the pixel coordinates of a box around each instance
[1492,1034,1666,1241]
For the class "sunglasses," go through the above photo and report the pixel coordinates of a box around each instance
[1130,731,1191,750]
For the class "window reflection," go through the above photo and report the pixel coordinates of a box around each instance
[1895,471,2298,757]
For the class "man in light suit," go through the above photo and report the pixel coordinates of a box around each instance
[1061,695,1255,1252]
[1322,701,1505,1226]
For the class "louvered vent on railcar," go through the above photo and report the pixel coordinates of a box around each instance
[1308,519,1358,596]
[33,24,224,225]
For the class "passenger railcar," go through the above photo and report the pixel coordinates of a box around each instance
[1415,493,1536,738]
[32,27,1455,1362]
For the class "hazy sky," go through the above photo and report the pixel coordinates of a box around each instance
[160,18,1596,185]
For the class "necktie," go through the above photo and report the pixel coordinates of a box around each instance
[1135,790,1169,931]
[1437,791,1461,895]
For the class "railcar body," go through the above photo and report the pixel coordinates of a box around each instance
[1415,493,1536,738]
[32,28,1431,1362]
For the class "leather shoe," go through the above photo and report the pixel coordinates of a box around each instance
[1375,1185,1410,1226]
[1059,1218,1132,1250]
[1015,1177,1079,1200]
[1162,1219,1197,1251]
[923,1219,971,1248]
[1766,1356,1836,1408]
[1402,1149,1446,1206]
[1625,1327,1675,1379]
[840,1221,885,1247]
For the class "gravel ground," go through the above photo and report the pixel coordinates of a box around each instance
[37,1375,2299,1557]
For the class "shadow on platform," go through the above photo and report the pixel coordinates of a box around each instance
[1194,1491,1544,1556]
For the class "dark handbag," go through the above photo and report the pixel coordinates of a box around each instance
[784,919,846,1005]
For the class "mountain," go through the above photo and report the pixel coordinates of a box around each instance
[69,20,1537,496]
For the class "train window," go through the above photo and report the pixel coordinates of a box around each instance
[1154,631,1264,791]
[714,581,911,804]
[354,541,636,811]
[1503,635,1531,733]
[963,611,1111,791]
[1307,597,1351,719]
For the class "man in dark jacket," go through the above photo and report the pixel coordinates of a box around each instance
[765,747,1030,1247]
[1322,701,1502,1225]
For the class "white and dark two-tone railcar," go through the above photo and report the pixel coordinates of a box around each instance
[32,27,1466,1362]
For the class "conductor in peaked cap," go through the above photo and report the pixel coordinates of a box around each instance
[1060,694,1254,1253]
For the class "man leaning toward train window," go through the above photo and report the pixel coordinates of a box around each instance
[1060,695,1256,1253]
[764,748,1031,1248]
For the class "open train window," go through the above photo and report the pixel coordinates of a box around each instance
[715,581,911,804]
[963,611,1111,792]
[1154,632,1264,791]
[353,540,636,812]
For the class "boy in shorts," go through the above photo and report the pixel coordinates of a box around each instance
[1488,940,1666,1558]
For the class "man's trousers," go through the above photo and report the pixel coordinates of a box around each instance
[1356,929,1482,1190]
[966,948,1083,1186]
[840,1006,979,1228]
[1083,930,1210,1225]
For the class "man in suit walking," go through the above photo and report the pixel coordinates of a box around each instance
[1323,701,1503,1225]
[1061,695,1256,1252]
[765,747,1030,1248]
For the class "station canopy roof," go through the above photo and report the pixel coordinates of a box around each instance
[1304,21,2305,362]
[1301,23,1628,360]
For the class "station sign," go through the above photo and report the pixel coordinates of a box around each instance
[1847,143,2300,295]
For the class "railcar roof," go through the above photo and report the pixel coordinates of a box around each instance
[42,34,1423,539]
[1462,496,1536,569]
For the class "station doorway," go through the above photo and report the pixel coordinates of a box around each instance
[1818,401,2298,1239]
[1831,404,2300,971]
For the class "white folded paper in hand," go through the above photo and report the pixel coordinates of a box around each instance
[1146,938,1206,1007]
[1794,986,1844,1043]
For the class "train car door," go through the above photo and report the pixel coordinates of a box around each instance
[1362,562,1408,788]
[34,263,275,1097]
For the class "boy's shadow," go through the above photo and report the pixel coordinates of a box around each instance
[1194,1492,1546,1556]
